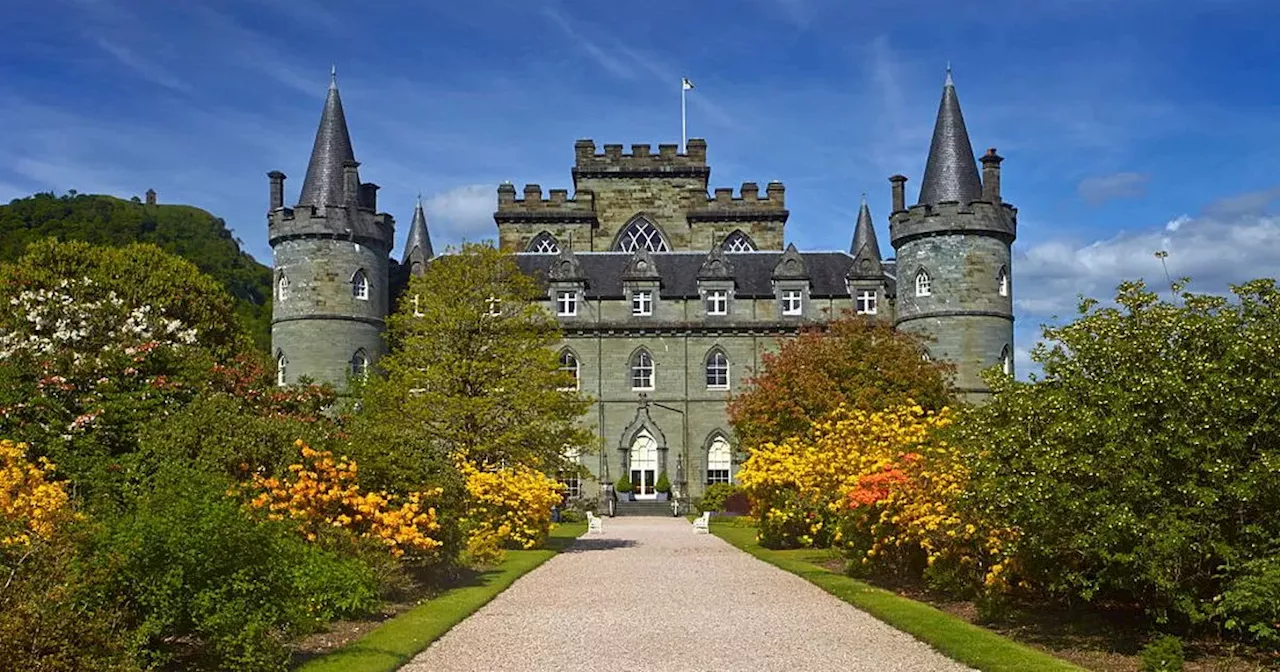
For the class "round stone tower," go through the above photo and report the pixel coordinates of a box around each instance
[889,69,1017,399]
[268,70,395,389]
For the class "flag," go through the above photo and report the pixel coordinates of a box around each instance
[682,77,695,90]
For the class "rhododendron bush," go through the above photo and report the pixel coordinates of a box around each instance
[460,460,564,563]
[1,439,75,546]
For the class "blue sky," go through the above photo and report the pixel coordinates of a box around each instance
[3,0,1280,375]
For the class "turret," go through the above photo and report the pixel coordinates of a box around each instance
[402,195,434,276]
[267,68,395,390]
[889,68,1017,400]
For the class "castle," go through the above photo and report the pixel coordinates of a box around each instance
[267,69,1016,505]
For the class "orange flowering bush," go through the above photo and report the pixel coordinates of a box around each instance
[460,461,563,564]
[1,439,76,546]
[238,440,444,559]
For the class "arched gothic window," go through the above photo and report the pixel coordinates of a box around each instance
[630,349,655,390]
[528,232,560,254]
[277,273,289,302]
[1001,345,1013,376]
[614,217,670,252]
[915,269,932,297]
[705,349,729,389]
[276,352,287,386]
[998,266,1009,297]
[707,435,733,484]
[722,230,756,252]
[558,349,580,391]
[352,269,370,300]
[351,349,369,379]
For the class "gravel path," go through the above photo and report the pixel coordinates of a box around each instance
[403,517,972,672]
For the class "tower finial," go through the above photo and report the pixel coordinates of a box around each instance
[297,69,356,208]
[917,64,981,206]
[330,64,337,90]
[945,62,953,87]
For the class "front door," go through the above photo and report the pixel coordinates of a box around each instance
[630,429,659,500]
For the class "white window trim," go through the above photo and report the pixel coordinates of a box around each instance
[707,436,733,484]
[277,274,289,302]
[856,289,877,315]
[352,270,370,301]
[558,350,580,391]
[631,290,653,316]
[631,351,655,391]
[276,354,287,386]
[706,351,730,390]
[998,267,1009,297]
[915,271,932,297]
[556,290,578,317]
[705,289,728,316]
[351,350,369,379]
[781,289,803,316]
[486,295,501,316]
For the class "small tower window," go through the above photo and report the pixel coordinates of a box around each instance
[630,349,655,391]
[856,289,877,315]
[915,270,932,297]
[723,230,756,252]
[558,349,580,391]
[352,269,370,300]
[706,350,729,390]
[276,352,287,386]
[528,232,560,254]
[1001,345,1013,376]
[351,349,369,379]
[277,273,289,302]
[998,266,1009,297]
[615,217,670,252]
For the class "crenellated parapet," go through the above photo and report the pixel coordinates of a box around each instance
[572,139,710,185]
[494,183,597,224]
[268,203,395,251]
[889,199,1017,249]
[687,181,788,223]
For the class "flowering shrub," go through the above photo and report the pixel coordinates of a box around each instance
[238,440,444,559]
[460,461,563,563]
[0,438,75,546]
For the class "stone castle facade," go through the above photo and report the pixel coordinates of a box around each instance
[267,68,1016,504]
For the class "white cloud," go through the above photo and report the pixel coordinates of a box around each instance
[1015,187,1280,316]
[1077,171,1148,205]
[425,184,497,248]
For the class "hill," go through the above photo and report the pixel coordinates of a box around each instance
[0,192,272,350]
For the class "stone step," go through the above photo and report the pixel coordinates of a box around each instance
[614,499,678,517]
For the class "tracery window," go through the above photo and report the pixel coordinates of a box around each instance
[614,217,670,252]
[705,350,729,390]
[707,436,732,484]
[528,232,560,254]
[915,270,932,297]
[558,349,580,391]
[630,349,655,390]
[352,269,370,300]
[722,230,756,252]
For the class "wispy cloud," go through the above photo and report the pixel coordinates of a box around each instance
[93,38,192,93]
[426,184,498,247]
[1077,171,1149,205]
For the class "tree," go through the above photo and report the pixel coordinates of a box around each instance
[956,279,1280,645]
[356,243,593,477]
[728,315,954,451]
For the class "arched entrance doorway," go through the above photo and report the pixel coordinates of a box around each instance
[629,429,659,500]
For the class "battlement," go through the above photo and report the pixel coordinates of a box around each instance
[688,181,788,223]
[572,139,711,182]
[888,199,1017,247]
[494,183,598,223]
[268,203,395,250]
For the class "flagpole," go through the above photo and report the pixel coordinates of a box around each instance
[681,82,687,153]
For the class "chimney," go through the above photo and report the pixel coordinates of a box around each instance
[267,171,286,210]
[980,148,1003,203]
[145,188,157,206]
[889,175,907,213]
[342,161,360,205]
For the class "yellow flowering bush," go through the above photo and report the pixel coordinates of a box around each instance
[1,439,75,546]
[460,461,563,564]
[238,440,444,559]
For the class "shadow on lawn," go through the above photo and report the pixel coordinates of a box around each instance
[559,536,638,552]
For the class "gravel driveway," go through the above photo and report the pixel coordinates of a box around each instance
[403,517,972,672]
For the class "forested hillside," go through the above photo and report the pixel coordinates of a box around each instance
[0,192,271,349]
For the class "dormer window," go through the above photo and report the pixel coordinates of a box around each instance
[352,269,370,300]
[998,266,1009,297]
[705,290,728,316]
[856,289,877,315]
[781,289,803,316]
[915,270,931,297]
[556,290,578,317]
[631,290,653,316]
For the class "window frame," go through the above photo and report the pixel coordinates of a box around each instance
[350,349,369,380]
[528,232,561,254]
[558,349,580,391]
[276,352,287,386]
[781,289,803,316]
[631,290,653,317]
[705,350,729,390]
[705,289,728,316]
[707,436,733,485]
[614,217,671,252]
[855,289,877,315]
[277,273,289,302]
[915,270,932,297]
[556,290,578,317]
[630,349,655,391]
[352,269,370,301]
[998,266,1009,297]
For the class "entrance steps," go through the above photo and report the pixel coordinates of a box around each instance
[614,499,676,517]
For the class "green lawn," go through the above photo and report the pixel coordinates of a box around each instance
[711,522,1083,672]
[296,522,587,672]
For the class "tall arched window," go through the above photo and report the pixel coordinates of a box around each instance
[915,269,932,297]
[722,230,756,252]
[352,269,370,300]
[630,349,655,390]
[350,349,369,379]
[528,232,560,254]
[1001,345,1013,375]
[705,349,729,390]
[614,216,670,252]
[276,352,287,386]
[558,349,580,391]
[277,273,289,301]
[998,266,1009,297]
[707,435,732,484]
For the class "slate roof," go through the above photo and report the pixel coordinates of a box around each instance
[515,251,894,299]
[297,69,356,209]
[402,197,433,265]
[917,68,983,206]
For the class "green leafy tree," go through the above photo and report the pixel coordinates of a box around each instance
[728,315,955,450]
[956,279,1280,645]
[356,242,593,478]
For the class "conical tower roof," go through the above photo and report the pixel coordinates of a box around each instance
[402,195,434,270]
[917,67,982,206]
[297,67,356,208]
[850,195,881,259]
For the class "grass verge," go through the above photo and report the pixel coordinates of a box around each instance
[712,522,1083,672]
[296,522,586,672]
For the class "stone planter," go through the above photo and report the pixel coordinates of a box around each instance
[655,492,670,502]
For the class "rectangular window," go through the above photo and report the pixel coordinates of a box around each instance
[562,475,582,499]
[707,470,731,485]
[856,290,877,315]
[631,291,653,316]
[781,289,803,316]
[705,290,728,316]
[556,290,578,316]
